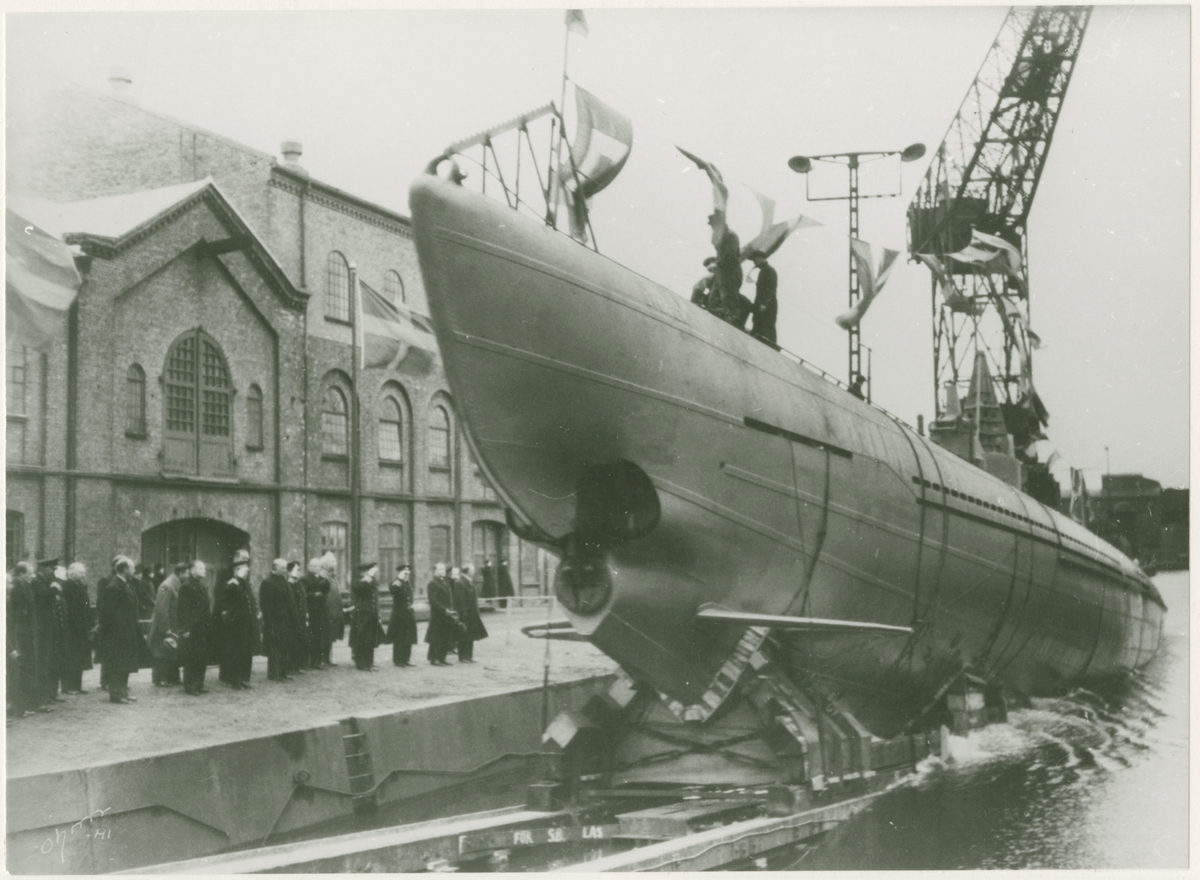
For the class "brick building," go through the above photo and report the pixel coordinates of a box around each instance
[5,75,553,598]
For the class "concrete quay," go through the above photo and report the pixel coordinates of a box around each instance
[7,609,617,874]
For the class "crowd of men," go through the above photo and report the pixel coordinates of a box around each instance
[7,549,515,719]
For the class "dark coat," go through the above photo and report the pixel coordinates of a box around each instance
[424,576,456,644]
[61,578,94,672]
[31,575,60,682]
[387,577,418,647]
[290,578,309,642]
[98,576,146,675]
[452,576,488,642]
[177,575,211,667]
[481,563,496,599]
[133,576,157,619]
[349,577,382,651]
[259,572,300,655]
[327,579,345,643]
[302,572,330,645]
[496,563,515,599]
[214,576,257,665]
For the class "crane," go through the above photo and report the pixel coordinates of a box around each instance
[907,6,1091,497]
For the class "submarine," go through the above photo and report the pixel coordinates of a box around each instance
[407,170,1164,740]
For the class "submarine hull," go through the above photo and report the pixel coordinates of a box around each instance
[409,175,1164,736]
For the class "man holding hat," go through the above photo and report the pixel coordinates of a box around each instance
[32,558,65,708]
[60,563,94,695]
[148,562,187,687]
[260,558,300,682]
[350,562,382,671]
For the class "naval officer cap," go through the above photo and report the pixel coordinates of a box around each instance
[36,556,60,569]
[232,549,251,565]
[356,561,378,573]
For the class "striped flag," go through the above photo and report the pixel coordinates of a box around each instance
[6,206,81,347]
[357,277,438,375]
[836,238,899,330]
[565,9,588,36]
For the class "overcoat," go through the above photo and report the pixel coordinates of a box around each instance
[424,576,456,645]
[349,577,382,651]
[386,578,418,647]
[147,574,182,660]
[259,572,300,656]
[452,576,488,641]
[176,575,211,667]
[61,577,94,672]
[98,576,146,675]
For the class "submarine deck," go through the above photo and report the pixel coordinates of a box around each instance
[7,606,616,780]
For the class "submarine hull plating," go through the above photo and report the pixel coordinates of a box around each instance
[409,175,1163,736]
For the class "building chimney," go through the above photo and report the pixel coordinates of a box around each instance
[281,141,304,165]
[108,66,133,93]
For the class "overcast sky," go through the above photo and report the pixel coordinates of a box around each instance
[7,6,1190,489]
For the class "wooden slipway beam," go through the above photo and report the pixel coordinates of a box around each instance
[558,791,884,872]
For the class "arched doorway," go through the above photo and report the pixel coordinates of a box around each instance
[141,518,249,596]
[472,520,507,599]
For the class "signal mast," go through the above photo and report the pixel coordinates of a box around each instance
[907,7,1091,499]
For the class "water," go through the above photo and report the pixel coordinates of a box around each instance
[787,570,1189,870]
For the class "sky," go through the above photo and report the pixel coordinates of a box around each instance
[6,6,1191,489]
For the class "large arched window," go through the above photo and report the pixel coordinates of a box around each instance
[379,395,404,462]
[246,383,263,449]
[429,405,450,469]
[383,270,405,305]
[164,330,233,476]
[126,364,146,436]
[326,251,350,322]
[322,387,349,457]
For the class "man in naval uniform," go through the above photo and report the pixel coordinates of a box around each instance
[215,550,256,689]
[387,565,418,667]
[349,562,382,671]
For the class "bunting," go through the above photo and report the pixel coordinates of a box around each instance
[558,85,633,241]
[565,9,588,36]
[357,277,439,376]
[740,187,821,260]
[5,205,82,348]
[836,238,899,330]
[916,252,983,315]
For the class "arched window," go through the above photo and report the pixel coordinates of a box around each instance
[125,364,146,436]
[322,387,348,457]
[429,405,450,469]
[246,383,263,449]
[383,270,405,305]
[326,251,350,322]
[163,330,233,476]
[379,396,404,462]
[379,523,405,579]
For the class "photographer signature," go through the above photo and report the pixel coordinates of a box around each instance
[37,807,112,864]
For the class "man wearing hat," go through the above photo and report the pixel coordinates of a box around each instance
[214,549,256,689]
[98,556,146,704]
[320,552,345,666]
[387,565,418,667]
[748,250,779,346]
[8,562,39,716]
[691,257,717,309]
[32,558,65,708]
[349,562,382,671]
[148,562,187,687]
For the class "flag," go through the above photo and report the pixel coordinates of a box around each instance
[6,206,82,348]
[947,228,1023,273]
[677,146,729,217]
[915,252,982,315]
[740,187,821,260]
[565,9,588,36]
[357,277,439,375]
[836,238,899,330]
[558,85,633,241]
